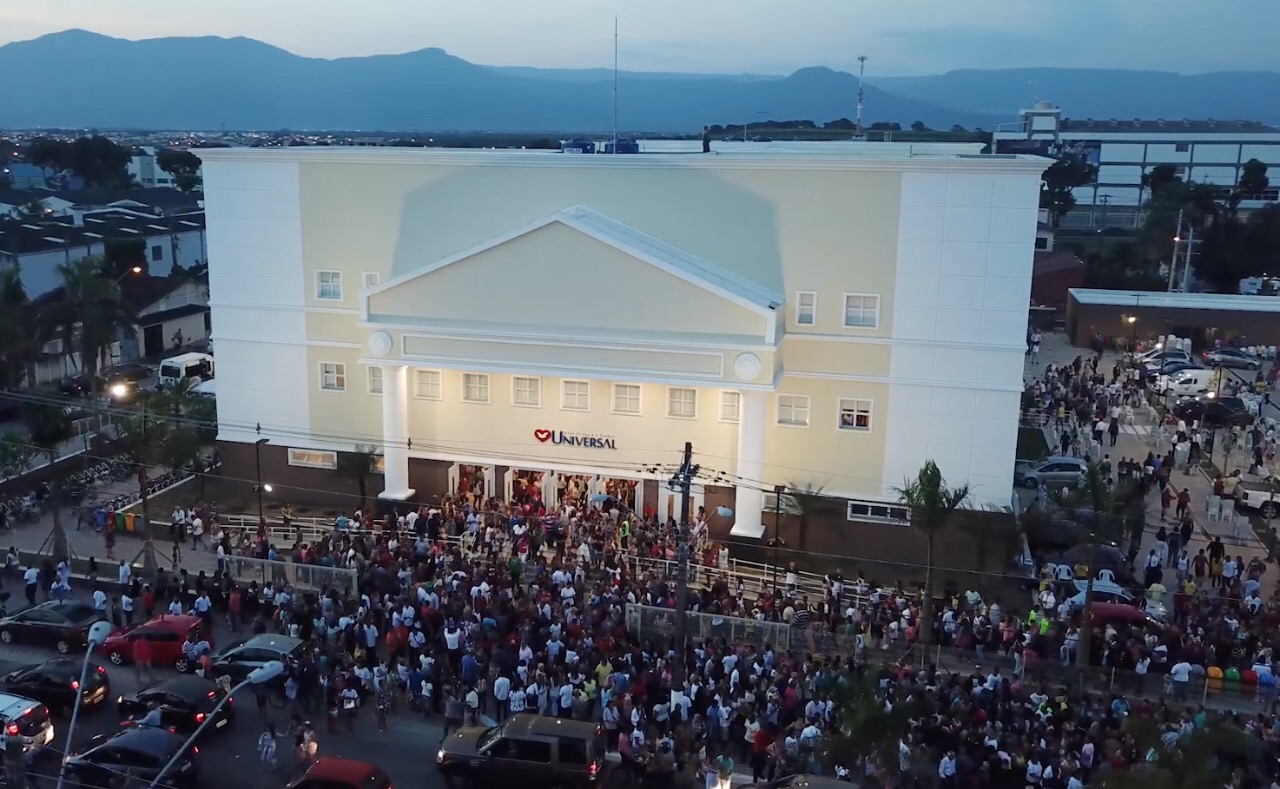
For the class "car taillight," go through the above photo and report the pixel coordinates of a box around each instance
[96,666,106,674]
[70,680,79,690]
[5,724,16,735]
[192,746,199,756]
[194,713,205,723]
[588,762,599,778]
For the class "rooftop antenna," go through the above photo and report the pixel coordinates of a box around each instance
[855,55,868,138]
[611,17,619,154]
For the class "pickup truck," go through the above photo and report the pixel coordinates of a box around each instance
[1235,476,1280,518]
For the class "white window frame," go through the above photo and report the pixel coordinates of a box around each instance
[315,270,343,301]
[776,394,811,428]
[842,293,880,329]
[462,373,490,404]
[414,369,442,401]
[666,387,698,420]
[837,398,873,432]
[319,362,346,392]
[287,448,338,470]
[512,376,542,408]
[719,391,741,424]
[367,366,383,395]
[561,379,591,412]
[611,383,641,416]
[846,499,911,525]
[794,291,817,326]
[362,271,380,289]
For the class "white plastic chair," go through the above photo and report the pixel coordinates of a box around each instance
[1207,495,1222,521]
[1219,497,1234,523]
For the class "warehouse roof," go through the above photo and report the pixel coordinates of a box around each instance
[1068,288,1280,314]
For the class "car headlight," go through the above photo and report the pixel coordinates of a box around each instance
[437,749,445,764]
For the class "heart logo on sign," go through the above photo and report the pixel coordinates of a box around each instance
[534,429,552,443]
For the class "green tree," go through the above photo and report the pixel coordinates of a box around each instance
[115,403,169,572]
[820,673,929,778]
[38,256,138,381]
[337,444,381,512]
[1041,155,1098,227]
[0,430,37,481]
[9,198,49,221]
[1236,158,1270,203]
[1094,717,1254,789]
[1142,163,1183,202]
[0,269,36,389]
[103,239,148,279]
[893,460,970,643]
[23,403,74,560]
[910,120,929,132]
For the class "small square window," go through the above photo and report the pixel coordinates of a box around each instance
[795,291,816,326]
[838,398,873,432]
[316,270,343,300]
[319,362,346,391]
[150,245,163,262]
[462,373,490,403]
[562,380,590,411]
[513,376,541,407]
[776,394,810,427]
[843,293,880,329]
[612,384,641,415]
[1174,143,1190,153]
[719,391,741,423]
[414,369,442,400]
[363,272,380,288]
[367,366,383,395]
[667,387,697,419]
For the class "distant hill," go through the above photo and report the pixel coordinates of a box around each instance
[0,30,992,132]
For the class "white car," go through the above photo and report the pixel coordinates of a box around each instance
[1065,579,1168,621]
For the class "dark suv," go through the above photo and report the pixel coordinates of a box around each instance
[437,713,604,789]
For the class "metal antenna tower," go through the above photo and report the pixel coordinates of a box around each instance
[611,18,619,154]
[854,55,868,136]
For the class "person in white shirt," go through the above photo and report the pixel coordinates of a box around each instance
[938,751,958,785]
[117,560,131,589]
[92,588,108,612]
[1169,660,1193,701]
[121,592,135,625]
[493,675,511,721]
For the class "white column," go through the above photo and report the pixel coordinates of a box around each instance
[733,389,767,537]
[378,364,415,501]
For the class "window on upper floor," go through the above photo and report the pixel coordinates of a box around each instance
[316,270,343,300]
[462,373,490,403]
[363,272,380,289]
[1034,236,1049,250]
[1175,143,1190,153]
[776,394,810,427]
[367,366,383,395]
[612,384,641,415]
[288,448,337,470]
[319,362,346,392]
[794,291,816,326]
[414,369,442,400]
[837,398,873,432]
[561,380,590,411]
[512,376,541,407]
[667,387,697,419]
[719,391,741,423]
[843,293,880,329]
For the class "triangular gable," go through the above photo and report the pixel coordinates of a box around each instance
[363,206,783,319]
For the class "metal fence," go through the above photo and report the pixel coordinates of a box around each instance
[222,554,357,597]
[626,604,793,652]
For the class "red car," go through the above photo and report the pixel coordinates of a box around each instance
[98,615,210,673]
[287,757,392,789]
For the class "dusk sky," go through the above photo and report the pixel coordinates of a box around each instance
[2,0,1277,75]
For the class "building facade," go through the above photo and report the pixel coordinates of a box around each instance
[198,143,1048,535]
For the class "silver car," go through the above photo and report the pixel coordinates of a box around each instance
[1201,348,1261,371]
[1014,455,1087,489]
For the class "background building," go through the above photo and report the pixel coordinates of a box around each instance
[199,142,1048,539]
[1065,288,1280,349]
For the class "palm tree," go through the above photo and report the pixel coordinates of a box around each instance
[9,198,48,221]
[820,673,930,780]
[893,460,971,644]
[38,256,137,381]
[115,402,168,573]
[23,402,74,560]
[337,444,381,513]
[0,269,36,389]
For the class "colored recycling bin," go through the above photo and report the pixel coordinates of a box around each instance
[1207,665,1224,694]
[124,512,136,532]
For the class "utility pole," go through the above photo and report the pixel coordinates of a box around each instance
[854,55,868,138]
[1167,209,1184,292]
[670,441,698,687]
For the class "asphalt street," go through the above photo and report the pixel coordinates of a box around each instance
[0,584,449,789]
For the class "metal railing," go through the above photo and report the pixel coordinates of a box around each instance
[222,554,357,597]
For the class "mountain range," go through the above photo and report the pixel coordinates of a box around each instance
[0,30,1277,132]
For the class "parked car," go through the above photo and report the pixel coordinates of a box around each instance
[58,373,99,397]
[64,725,199,788]
[1234,475,1280,518]
[0,600,106,654]
[1014,456,1087,489]
[117,675,234,736]
[1172,396,1254,428]
[437,714,604,789]
[1202,348,1262,370]
[288,757,392,789]
[1156,368,1216,398]
[99,614,210,673]
[209,634,303,683]
[1066,579,1167,621]
[0,693,55,755]
[0,658,110,715]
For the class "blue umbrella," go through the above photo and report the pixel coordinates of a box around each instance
[589,493,609,504]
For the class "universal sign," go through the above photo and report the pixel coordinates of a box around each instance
[533,429,617,450]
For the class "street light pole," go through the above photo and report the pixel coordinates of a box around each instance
[254,437,269,523]
[670,442,698,688]
[771,484,784,594]
[55,621,112,789]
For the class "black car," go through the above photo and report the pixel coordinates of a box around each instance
[59,373,98,397]
[1172,396,1255,428]
[0,658,111,715]
[117,675,234,736]
[65,725,199,788]
[0,600,106,654]
[209,633,303,684]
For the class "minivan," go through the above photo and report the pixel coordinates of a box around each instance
[1159,368,1215,398]
[0,693,55,754]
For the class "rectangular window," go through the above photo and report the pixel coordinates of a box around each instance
[719,391,741,423]
[837,398,873,432]
[843,293,880,329]
[414,369,442,400]
[512,376,541,407]
[776,394,811,427]
[319,362,346,391]
[367,366,383,395]
[561,380,590,411]
[462,373,490,404]
[150,245,163,262]
[315,270,343,301]
[667,387,697,419]
[1034,236,1049,250]
[362,272,380,289]
[287,448,337,470]
[1174,142,1190,153]
[612,383,641,415]
[795,291,816,326]
[847,499,911,525]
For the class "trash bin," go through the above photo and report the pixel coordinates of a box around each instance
[1206,665,1224,696]
[114,511,126,533]
[124,512,136,532]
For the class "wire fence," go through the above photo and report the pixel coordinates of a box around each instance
[222,554,357,597]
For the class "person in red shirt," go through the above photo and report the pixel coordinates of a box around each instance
[132,635,154,683]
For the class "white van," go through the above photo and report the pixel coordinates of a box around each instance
[158,352,214,389]
[1160,368,1215,397]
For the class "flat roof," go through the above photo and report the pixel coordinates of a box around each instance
[1069,288,1280,314]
